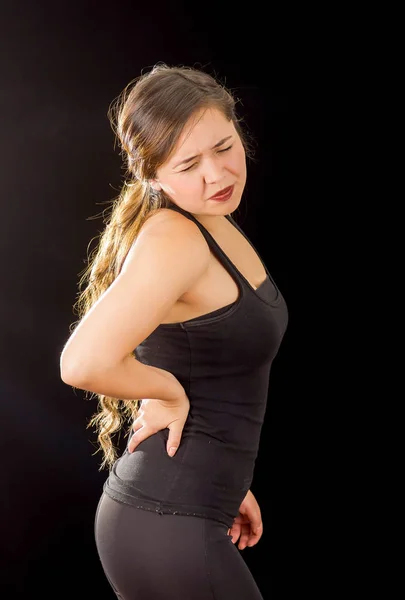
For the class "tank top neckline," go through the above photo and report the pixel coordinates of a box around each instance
[167,204,281,307]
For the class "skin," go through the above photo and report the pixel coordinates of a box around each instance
[227,489,264,550]
[150,106,247,227]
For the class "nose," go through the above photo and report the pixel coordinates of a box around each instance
[203,157,225,185]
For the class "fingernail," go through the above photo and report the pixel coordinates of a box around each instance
[168,447,176,457]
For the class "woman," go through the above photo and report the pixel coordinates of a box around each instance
[60,63,288,599]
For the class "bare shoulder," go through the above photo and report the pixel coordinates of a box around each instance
[140,207,206,241]
[121,206,211,286]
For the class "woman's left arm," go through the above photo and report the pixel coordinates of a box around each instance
[227,489,264,550]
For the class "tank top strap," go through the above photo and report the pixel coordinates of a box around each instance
[166,204,244,284]
[224,213,280,295]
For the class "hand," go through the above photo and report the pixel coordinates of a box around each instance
[128,393,190,457]
[227,489,263,550]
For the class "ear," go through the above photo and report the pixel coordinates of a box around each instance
[149,179,162,192]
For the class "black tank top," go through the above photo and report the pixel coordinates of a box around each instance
[103,205,289,528]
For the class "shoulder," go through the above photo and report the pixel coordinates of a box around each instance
[122,207,210,274]
[140,208,209,247]
[142,207,193,229]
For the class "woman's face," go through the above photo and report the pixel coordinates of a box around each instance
[152,107,247,221]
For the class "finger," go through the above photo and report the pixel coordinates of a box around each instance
[247,522,263,547]
[128,427,149,453]
[128,435,138,453]
[251,521,263,537]
[166,427,182,457]
[238,523,251,550]
[234,515,250,525]
[132,413,144,432]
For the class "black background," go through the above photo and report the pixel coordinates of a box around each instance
[0,1,312,598]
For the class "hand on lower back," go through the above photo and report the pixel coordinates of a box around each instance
[128,394,190,457]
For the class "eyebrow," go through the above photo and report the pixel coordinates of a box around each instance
[172,135,234,169]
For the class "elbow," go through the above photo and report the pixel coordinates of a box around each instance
[60,354,115,389]
[60,353,90,388]
[60,369,82,388]
[60,364,86,388]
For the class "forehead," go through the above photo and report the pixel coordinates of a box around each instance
[172,108,234,156]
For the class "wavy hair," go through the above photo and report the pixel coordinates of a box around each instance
[69,62,255,469]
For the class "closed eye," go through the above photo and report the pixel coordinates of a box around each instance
[180,145,233,172]
[217,145,233,153]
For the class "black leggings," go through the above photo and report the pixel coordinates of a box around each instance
[95,493,264,600]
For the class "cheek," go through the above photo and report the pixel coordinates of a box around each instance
[167,177,202,198]
[228,150,246,176]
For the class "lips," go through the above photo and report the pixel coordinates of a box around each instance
[209,185,233,200]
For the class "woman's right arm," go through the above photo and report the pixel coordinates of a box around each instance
[67,356,186,404]
[60,210,210,398]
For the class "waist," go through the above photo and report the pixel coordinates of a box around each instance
[104,431,257,527]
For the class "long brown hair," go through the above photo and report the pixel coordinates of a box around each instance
[69,62,255,470]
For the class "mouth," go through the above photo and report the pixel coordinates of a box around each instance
[209,185,234,201]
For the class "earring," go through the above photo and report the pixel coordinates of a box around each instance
[149,180,161,192]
